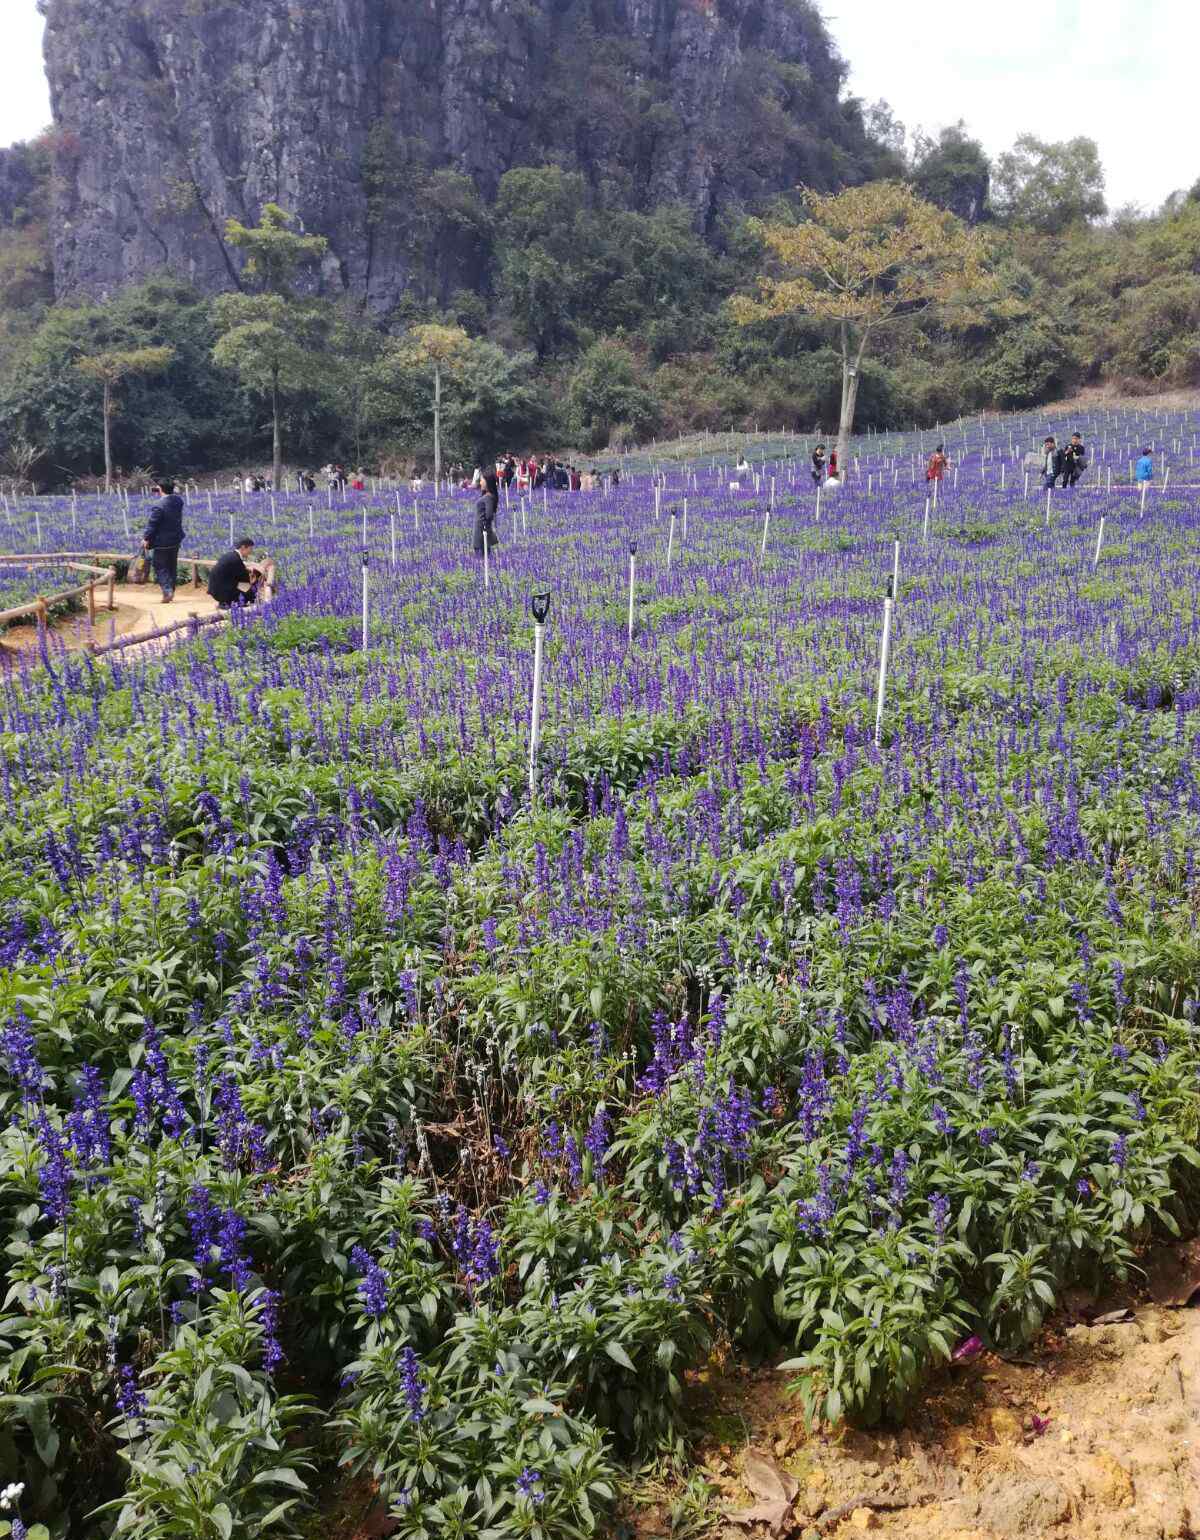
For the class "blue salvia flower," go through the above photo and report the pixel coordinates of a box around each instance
[35,1112,72,1224]
[398,1345,426,1421]
[929,1191,950,1241]
[350,1245,389,1318]
[261,1289,285,1373]
[116,1363,147,1422]
[218,1208,253,1292]
[516,1468,544,1504]
[0,1010,42,1103]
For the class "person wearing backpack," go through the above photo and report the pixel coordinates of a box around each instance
[1062,433,1087,488]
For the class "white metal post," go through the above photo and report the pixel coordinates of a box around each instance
[529,616,546,800]
[627,544,637,642]
[1093,516,1105,567]
[666,511,676,571]
[390,512,397,565]
[873,594,894,748]
[760,504,771,559]
[361,551,369,650]
[922,497,931,541]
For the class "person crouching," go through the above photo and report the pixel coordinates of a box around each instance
[207,538,262,610]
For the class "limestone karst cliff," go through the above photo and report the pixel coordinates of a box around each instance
[42,0,880,309]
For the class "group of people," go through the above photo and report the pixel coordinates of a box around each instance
[458,455,613,494]
[809,444,842,485]
[319,465,368,492]
[1038,433,1089,489]
[142,481,269,610]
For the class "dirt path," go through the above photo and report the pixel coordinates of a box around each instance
[0,580,224,662]
[637,1256,1199,1540]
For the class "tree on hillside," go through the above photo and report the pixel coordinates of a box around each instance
[731,183,988,475]
[567,340,661,451]
[212,204,327,488]
[992,135,1106,233]
[494,168,589,357]
[75,346,174,490]
[399,324,471,482]
[912,123,991,224]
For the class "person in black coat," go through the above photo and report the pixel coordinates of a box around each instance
[811,444,826,486]
[1062,433,1087,488]
[473,470,499,556]
[143,480,186,603]
[207,538,258,609]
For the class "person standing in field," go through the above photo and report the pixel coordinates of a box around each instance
[1062,433,1087,488]
[143,479,185,604]
[827,448,839,480]
[810,444,826,485]
[1134,447,1154,483]
[926,443,949,483]
[473,468,499,556]
[1040,437,1064,489]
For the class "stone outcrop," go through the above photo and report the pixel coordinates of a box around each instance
[43,0,877,310]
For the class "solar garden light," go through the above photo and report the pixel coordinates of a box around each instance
[759,500,770,561]
[528,590,551,801]
[667,507,677,570]
[1093,515,1105,568]
[627,541,637,642]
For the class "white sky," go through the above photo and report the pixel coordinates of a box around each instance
[1,0,1195,211]
[828,0,1198,212]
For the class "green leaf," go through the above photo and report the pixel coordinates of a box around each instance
[603,1340,636,1371]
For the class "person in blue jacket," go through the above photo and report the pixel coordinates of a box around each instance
[1134,448,1154,484]
[142,479,186,603]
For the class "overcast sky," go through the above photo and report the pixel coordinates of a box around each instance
[1,0,1195,211]
[829,0,1197,212]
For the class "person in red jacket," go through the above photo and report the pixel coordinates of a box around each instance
[926,444,949,482]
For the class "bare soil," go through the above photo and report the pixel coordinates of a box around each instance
[0,580,223,661]
[628,1255,1200,1540]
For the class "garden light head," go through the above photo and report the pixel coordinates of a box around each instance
[530,590,551,625]
[629,540,637,555]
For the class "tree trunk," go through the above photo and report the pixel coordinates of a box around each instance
[271,368,282,491]
[433,362,442,486]
[102,379,113,493]
[835,324,867,481]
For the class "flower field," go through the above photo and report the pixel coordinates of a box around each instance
[2,406,1200,1540]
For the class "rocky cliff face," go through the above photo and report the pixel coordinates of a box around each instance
[44,0,874,311]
